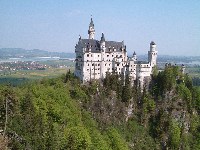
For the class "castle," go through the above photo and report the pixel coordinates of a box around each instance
[74,18,158,87]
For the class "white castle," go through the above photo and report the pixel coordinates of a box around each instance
[74,18,158,87]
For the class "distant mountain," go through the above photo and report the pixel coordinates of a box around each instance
[0,48,75,59]
[131,54,200,64]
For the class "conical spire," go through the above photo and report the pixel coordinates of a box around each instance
[89,17,94,27]
[150,41,156,45]
[101,33,105,41]
[79,35,81,41]
[88,16,95,39]
[133,51,136,55]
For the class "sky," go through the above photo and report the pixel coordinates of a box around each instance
[0,0,200,56]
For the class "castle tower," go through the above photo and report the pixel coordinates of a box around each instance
[132,51,137,61]
[88,17,95,39]
[148,41,158,67]
[100,33,106,78]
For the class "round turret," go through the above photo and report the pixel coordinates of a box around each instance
[150,41,156,51]
[148,41,158,67]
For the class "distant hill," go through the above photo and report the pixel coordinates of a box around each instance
[131,54,200,65]
[0,48,75,59]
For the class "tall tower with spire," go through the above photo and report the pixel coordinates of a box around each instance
[88,17,95,39]
[148,41,158,67]
[100,33,106,78]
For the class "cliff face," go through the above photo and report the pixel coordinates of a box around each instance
[0,66,199,149]
[79,65,200,149]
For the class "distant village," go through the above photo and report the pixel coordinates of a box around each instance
[0,60,74,75]
[0,61,46,71]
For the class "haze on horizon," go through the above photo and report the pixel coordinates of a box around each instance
[0,0,199,56]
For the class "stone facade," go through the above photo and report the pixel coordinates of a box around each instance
[74,18,158,87]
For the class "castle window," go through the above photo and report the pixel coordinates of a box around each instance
[91,54,93,57]
[92,64,94,66]
[117,64,119,66]
[105,64,107,66]
[88,64,89,66]
[112,55,113,57]
[87,54,89,57]
[98,55,99,57]
[107,55,109,57]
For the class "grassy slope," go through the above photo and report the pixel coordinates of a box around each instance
[0,68,73,86]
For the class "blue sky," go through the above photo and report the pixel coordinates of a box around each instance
[0,0,199,56]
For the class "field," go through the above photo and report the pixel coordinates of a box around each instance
[186,67,200,77]
[0,59,75,86]
[0,67,74,86]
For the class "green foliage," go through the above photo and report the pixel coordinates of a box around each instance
[106,127,129,150]
[0,65,200,150]
[122,75,131,102]
[184,74,193,90]
[120,119,157,149]
[177,84,192,111]
[63,126,92,150]
[192,87,200,113]
[169,120,181,149]
[142,95,156,113]
[152,65,182,96]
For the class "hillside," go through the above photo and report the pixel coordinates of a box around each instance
[0,48,75,59]
[0,66,200,149]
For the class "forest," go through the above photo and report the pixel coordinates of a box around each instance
[0,65,200,149]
